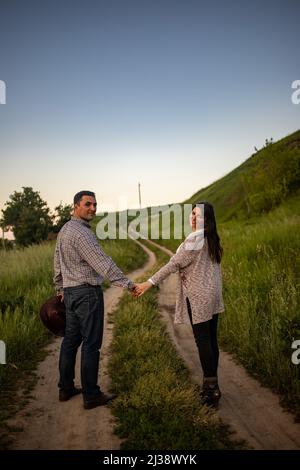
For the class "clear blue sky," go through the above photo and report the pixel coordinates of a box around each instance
[0,0,299,213]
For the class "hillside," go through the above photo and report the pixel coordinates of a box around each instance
[185,129,300,222]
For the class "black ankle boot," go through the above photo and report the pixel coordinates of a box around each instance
[200,383,221,407]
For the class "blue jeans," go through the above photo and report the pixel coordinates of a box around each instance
[59,284,104,399]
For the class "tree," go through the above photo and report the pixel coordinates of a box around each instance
[0,187,53,246]
[0,220,14,250]
[0,238,14,250]
[53,202,73,233]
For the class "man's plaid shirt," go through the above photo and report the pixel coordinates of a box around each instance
[54,216,134,293]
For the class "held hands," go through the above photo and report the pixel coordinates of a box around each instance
[129,281,153,298]
[135,281,153,297]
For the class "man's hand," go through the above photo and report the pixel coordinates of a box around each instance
[128,283,138,297]
[57,292,64,302]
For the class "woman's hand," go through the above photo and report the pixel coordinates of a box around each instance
[134,281,153,297]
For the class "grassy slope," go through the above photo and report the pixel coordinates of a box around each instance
[185,129,300,222]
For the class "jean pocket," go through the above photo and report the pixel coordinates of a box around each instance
[69,288,89,306]
[88,287,100,303]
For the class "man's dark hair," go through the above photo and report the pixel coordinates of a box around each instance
[73,191,96,205]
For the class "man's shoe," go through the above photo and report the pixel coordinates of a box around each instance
[59,387,82,402]
[83,392,117,409]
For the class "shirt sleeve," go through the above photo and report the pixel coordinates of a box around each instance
[150,237,204,286]
[77,233,134,289]
[53,240,63,293]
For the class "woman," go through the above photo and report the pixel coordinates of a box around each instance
[135,202,224,407]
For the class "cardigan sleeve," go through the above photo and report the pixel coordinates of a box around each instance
[150,236,204,285]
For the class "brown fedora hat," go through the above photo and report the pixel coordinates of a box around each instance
[39,295,66,336]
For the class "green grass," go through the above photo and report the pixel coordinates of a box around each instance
[109,243,244,449]
[219,208,300,418]
[0,243,55,422]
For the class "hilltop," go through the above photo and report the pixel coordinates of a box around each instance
[185,129,300,222]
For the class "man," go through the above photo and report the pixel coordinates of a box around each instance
[54,190,136,409]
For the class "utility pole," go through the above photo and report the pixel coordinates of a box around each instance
[138,182,142,209]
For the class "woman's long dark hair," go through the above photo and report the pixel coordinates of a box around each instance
[193,201,223,263]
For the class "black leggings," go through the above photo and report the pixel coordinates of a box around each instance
[186,298,219,378]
